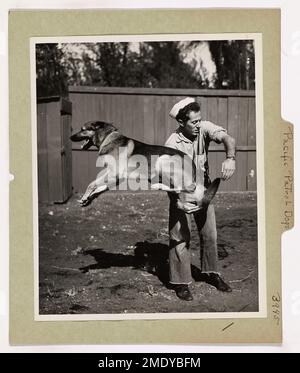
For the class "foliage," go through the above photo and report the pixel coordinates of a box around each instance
[36,44,69,97]
[35,40,255,98]
[208,40,255,89]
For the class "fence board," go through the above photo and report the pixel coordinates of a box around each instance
[199,96,208,120]
[247,97,256,145]
[217,97,228,130]
[123,95,134,139]
[69,85,255,97]
[206,96,219,182]
[237,98,249,190]
[213,98,228,182]
[247,97,257,190]
[153,96,166,145]
[236,152,248,191]
[227,97,239,141]
[247,152,257,191]
[72,151,90,194]
[207,96,218,124]
[47,101,63,201]
[37,103,49,201]
[61,111,73,201]
[134,95,145,142]
[61,115,67,201]
[143,96,155,144]
[165,96,177,141]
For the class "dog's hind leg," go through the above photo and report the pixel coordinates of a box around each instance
[150,169,196,193]
[151,154,197,193]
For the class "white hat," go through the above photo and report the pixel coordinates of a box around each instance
[169,97,196,119]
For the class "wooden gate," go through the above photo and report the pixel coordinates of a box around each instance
[37,97,73,203]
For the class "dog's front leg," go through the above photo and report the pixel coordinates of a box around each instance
[79,169,109,206]
[79,182,108,206]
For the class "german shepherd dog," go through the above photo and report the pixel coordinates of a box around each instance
[70,121,220,213]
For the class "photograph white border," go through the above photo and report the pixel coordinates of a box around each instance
[30,32,266,321]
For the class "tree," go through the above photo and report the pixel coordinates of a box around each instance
[36,44,68,97]
[35,40,256,95]
[92,41,201,88]
[145,42,201,88]
[208,40,255,90]
[96,42,131,86]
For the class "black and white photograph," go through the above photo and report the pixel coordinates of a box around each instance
[32,34,265,319]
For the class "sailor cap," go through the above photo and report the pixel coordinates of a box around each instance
[169,97,196,119]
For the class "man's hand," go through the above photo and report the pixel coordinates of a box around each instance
[221,158,236,180]
[176,200,202,214]
[218,133,236,180]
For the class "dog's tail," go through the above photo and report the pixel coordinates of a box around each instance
[181,159,198,193]
[201,178,221,207]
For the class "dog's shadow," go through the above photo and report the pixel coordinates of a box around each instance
[80,241,212,287]
[80,249,136,272]
[80,241,170,285]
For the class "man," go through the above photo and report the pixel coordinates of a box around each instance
[165,97,236,301]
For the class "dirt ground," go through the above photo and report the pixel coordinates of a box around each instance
[39,191,258,315]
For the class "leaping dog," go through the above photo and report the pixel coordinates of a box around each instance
[70,121,220,213]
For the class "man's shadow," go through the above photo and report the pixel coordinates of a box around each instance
[133,242,230,285]
[134,241,170,285]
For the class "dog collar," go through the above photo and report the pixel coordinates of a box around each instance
[100,130,119,150]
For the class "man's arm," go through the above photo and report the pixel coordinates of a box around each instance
[218,133,236,180]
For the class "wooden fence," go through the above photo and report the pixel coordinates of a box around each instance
[69,86,256,193]
[37,97,73,202]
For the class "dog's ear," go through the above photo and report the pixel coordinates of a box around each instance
[90,121,117,131]
[106,122,117,130]
[90,121,102,131]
